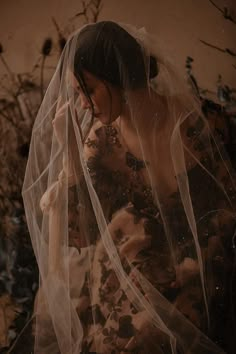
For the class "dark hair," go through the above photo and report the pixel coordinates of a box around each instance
[73,21,158,90]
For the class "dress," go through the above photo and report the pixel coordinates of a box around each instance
[68,116,236,354]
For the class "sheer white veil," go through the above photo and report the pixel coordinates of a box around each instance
[22,21,236,354]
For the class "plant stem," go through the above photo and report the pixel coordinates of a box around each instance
[40,56,46,101]
[0,54,15,86]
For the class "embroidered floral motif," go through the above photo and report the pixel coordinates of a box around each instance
[104,125,122,147]
[126,151,146,172]
[85,137,99,149]
[71,119,236,353]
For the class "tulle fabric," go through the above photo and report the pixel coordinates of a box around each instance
[22,22,236,354]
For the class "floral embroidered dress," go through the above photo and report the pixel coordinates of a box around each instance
[68,116,236,354]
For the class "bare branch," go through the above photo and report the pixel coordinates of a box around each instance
[31,56,42,74]
[40,56,46,101]
[51,17,62,36]
[0,53,16,86]
[0,110,19,129]
[0,109,11,120]
[90,0,103,22]
[208,0,224,14]
[208,0,236,24]
[200,39,236,57]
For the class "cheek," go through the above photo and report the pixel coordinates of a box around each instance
[111,92,122,117]
[96,90,111,113]
[93,85,122,120]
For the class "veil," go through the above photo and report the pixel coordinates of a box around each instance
[22,21,236,354]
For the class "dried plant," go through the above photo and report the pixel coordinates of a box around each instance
[186,0,236,106]
[185,1,236,168]
[186,0,236,107]
[69,0,103,25]
[208,0,236,24]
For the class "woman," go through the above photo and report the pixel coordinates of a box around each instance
[22,21,236,353]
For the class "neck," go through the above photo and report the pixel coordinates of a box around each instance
[119,88,167,133]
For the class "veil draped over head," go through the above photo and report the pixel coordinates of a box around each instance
[22,21,236,354]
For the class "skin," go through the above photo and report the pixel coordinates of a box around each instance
[72,70,167,140]
[52,69,130,147]
[74,70,125,125]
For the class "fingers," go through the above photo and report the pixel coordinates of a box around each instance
[54,100,71,121]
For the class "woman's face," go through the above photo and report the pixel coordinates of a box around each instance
[73,70,123,125]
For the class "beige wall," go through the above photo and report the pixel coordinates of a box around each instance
[0,0,235,95]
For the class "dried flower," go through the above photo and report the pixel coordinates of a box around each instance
[41,38,53,56]
[59,37,66,53]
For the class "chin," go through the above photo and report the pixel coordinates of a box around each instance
[98,117,112,125]
[99,115,119,125]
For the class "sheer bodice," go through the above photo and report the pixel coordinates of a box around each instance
[66,117,236,354]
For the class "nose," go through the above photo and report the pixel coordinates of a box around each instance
[80,92,90,110]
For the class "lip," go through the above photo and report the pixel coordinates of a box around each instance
[94,113,101,118]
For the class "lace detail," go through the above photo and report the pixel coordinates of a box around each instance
[72,119,236,353]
